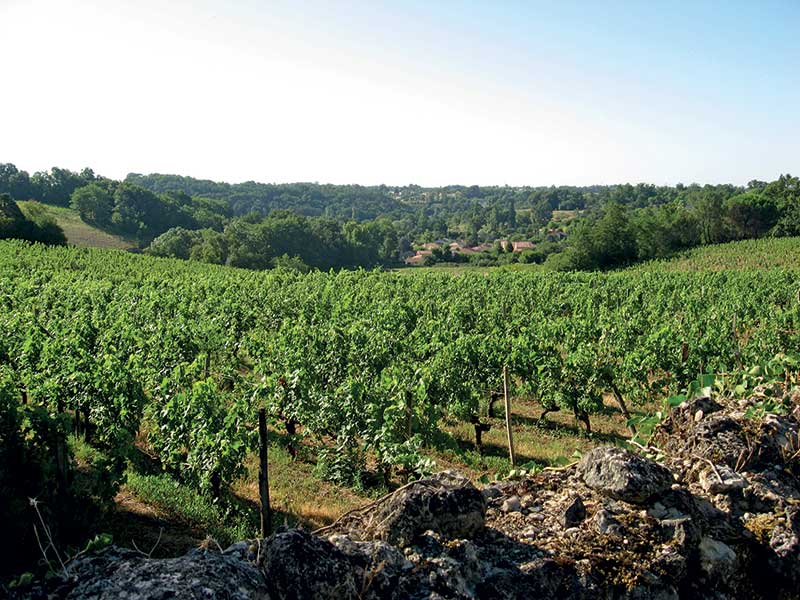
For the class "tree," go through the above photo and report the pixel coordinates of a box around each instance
[0,193,66,245]
[146,227,199,259]
[766,175,800,236]
[691,187,729,245]
[0,163,34,200]
[724,192,778,239]
[530,198,552,227]
[71,183,114,225]
[189,229,227,264]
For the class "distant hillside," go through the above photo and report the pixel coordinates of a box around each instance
[124,173,413,221]
[17,201,135,250]
[632,237,800,272]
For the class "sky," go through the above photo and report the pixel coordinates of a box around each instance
[1,0,798,187]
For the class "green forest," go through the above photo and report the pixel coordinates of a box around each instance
[1,162,798,271]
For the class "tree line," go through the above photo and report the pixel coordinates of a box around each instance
[548,175,800,270]
[1,162,798,271]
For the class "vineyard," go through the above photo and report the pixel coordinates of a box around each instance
[2,238,800,575]
[633,236,800,272]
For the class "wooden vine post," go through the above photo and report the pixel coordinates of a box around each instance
[258,408,272,537]
[503,366,516,467]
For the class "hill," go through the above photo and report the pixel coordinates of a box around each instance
[632,237,800,272]
[16,201,135,250]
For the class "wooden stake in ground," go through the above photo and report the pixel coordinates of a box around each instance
[258,408,272,537]
[503,366,516,467]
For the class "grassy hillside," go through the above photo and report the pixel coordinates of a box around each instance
[633,237,800,272]
[16,201,136,250]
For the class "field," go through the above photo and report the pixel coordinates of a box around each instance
[633,237,800,272]
[1,237,799,568]
[16,201,136,250]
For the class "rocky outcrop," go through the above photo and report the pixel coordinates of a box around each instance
[578,446,673,503]
[17,389,800,599]
[331,470,486,547]
[25,546,270,599]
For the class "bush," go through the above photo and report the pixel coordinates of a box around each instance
[0,194,66,245]
[314,443,366,489]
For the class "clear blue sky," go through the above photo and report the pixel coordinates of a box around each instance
[1,0,797,186]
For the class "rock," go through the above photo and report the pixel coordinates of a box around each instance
[328,535,414,598]
[678,396,723,417]
[593,508,623,537]
[769,508,800,589]
[426,539,482,597]
[502,496,522,513]
[482,486,503,501]
[659,517,699,547]
[647,501,667,519]
[476,557,583,600]
[698,536,737,579]
[560,495,586,529]
[691,416,749,469]
[699,464,748,495]
[651,545,688,581]
[345,471,486,547]
[578,446,673,504]
[770,507,800,559]
[41,546,270,599]
[763,414,800,456]
[260,529,358,599]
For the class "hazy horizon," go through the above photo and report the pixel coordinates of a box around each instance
[2,0,798,187]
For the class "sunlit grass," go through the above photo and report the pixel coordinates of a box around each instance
[17,201,136,250]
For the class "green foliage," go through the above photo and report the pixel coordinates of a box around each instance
[6,161,800,272]
[148,376,254,496]
[70,183,114,226]
[0,367,119,577]
[81,533,114,554]
[2,238,800,552]
[0,193,66,245]
[314,443,367,489]
[125,472,253,545]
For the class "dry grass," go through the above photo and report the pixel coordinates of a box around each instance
[113,395,651,555]
[431,395,637,478]
[551,209,579,222]
[232,439,369,530]
[17,201,136,250]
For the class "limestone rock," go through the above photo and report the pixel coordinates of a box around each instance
[40,546,269,599]
[502,496,522,513]
[260,529,358,599]
[699,464,748,495]
[698,536,737,579]
[345,470,486,547]
[578,446,673,504]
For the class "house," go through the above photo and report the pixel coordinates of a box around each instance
[404,250,433,265]
[449,241,465,253]
[511,241,535,252]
